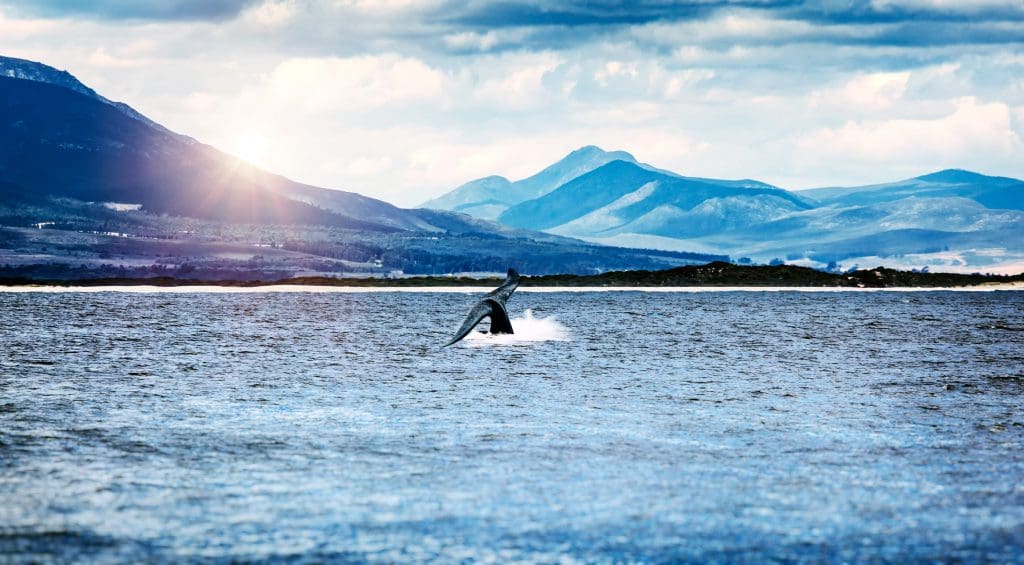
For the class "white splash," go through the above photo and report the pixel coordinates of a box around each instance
[462,309,570,346]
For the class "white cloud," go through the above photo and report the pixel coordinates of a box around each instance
[344,155,393,177]
[87,47,145,69]
[639,11,817,45]
[442,29,529,52]
[0,9,60,40]
[240,0,298,27]
[871,0,1024,12]
[262,55,447,111]
[443,31,500,51]
[810,71,910,110]
[334,0,443,16]
[470,52,563,110]
[1,3,1023,207]
[595,60,639,84]
[798,97,1023,165]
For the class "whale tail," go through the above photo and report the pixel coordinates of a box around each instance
[443,269,520,347]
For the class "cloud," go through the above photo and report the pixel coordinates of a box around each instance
[0,0,260,21]
[446,0,699,28]
[1,0,1023,205]
[870,0,1024,14]
[810,71,911,111]
[470,52,564,109]
[239,0,297,27]
[0,10,61,40]
[87,46,148,69]
[442,28,533,52]
[798,97,1023,167]
[637,11,818,47]
[794,0,1024,24]
[261,55,448,112]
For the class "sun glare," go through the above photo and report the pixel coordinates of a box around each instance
[231,131,269,166]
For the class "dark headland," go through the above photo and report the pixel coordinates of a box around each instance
[2,262,1021,288]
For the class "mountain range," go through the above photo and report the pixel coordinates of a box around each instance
[421,146,640,220]
[423,148,1024,273]
[2,54,1021,278]
[0,55,719,279]
[1,56,470,233]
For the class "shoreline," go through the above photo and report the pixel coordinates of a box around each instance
[3,262,1022,292]
[2,282,1022,293]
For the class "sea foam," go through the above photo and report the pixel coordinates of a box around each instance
[462,309,570,346]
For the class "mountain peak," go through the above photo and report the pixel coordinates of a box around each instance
[0,55,98,99]
[569,145,607,156]
[473,175,511,184]
[915,169,991,184]
[2,54,177,136]
[421,145,640,213]
[565,145,636,163]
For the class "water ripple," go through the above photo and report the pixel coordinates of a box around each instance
[1,290,1023,561]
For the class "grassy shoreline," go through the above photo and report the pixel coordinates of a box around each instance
[2,262,1022,289]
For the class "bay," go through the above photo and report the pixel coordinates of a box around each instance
[1,290,1022,562]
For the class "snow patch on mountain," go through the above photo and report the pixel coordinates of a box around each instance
[0,55,178,136]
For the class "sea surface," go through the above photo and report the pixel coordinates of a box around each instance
[1,289,1022,562]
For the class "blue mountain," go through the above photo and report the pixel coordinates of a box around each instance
[0,55,724,276]
[0,56,473,232]
[1,54,168,133]
[800,169,1024,210]
[498,159,808,234]
[434,149,1023,271]
[420,145,638,219]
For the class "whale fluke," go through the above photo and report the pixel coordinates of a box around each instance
[443,268,521,347]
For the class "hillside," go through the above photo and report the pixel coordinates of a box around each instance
[0,73,445,232]
[800,169,1024,211]
[4,54,1021,277]
[497,160,809,233]
[420,145,638,219]
[0,55,722,278]
[425,148,1023,273]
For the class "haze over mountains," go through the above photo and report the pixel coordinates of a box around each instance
[425,148,1024,273]
[0,55,715,279]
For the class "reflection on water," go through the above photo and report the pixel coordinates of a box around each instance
[1,290,1022,561]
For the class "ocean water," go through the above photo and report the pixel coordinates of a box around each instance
[1,289,1022,562]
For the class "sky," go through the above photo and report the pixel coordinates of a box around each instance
[1,0,1023,207]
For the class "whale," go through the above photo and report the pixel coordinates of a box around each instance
[443,268,521,347]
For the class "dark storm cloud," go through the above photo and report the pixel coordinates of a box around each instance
[0,0,260,21]
[788,1,1024,25]
[839,21,1024,48]
[445,0,1024,27]
[445,0,800,28]
[435,0,1024,52]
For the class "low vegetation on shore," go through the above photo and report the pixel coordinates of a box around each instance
[2,262,1021,288]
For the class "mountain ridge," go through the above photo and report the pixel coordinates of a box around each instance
[0,55,723,277]
[428,148,1022,273]
[420,145,639,219]
[498,159,811,232]
[3,53,1021,275]
[1,55,177,135]
[798,169,1024,211]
